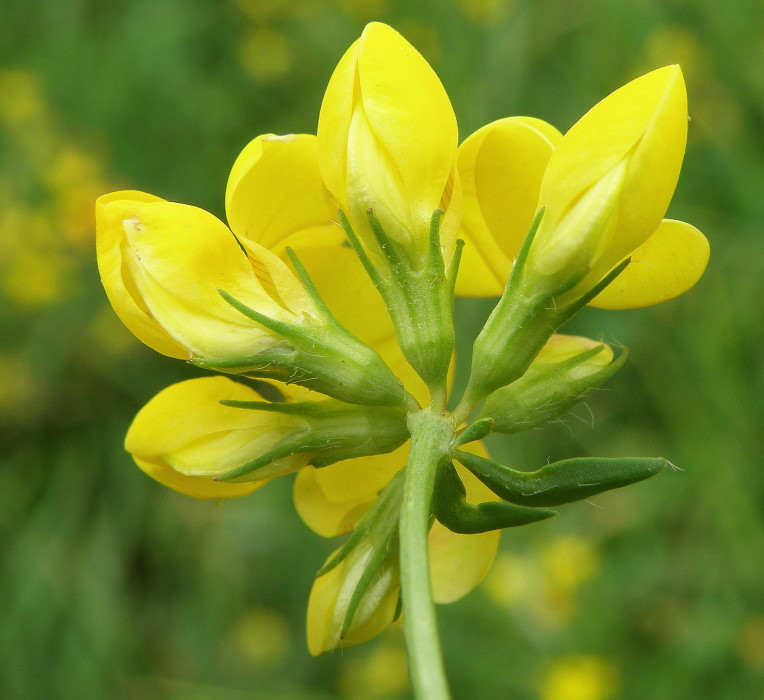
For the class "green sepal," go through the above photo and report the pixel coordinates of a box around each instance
[212,400,409,482]
[340,531,399,639]
[315,472,403,641]
[453,417,494,447]
[505,207,544,296]
[197,288,408,408]
[315,526,367,578]
[339,209,456,402]
[433,462,556,534]
[460,216,632,408]
[454,451,667,507]
[479,344,628,434]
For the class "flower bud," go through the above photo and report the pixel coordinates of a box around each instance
[479,335,625,433]
[307,537,400,655]
[126,376,410,493]
[521,66,688,302]
[306,472,403,654]
[317,22,459,268]
[96,191,407,407]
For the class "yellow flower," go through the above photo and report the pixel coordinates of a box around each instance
[539,654,619,700]
[459,66,709,308]
[317,22,460,268]
[460,66,708,404]
[126,376,410,496]
[95,145,406,407]
[101,22,708,659]
[456,116,562,296]
[104,125,500,651]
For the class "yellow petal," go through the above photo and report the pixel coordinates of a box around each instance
[293,445,408,537]
[429,445,500,604]
[318,22,457,256]
[225,133,338,253]
[239,236,317,317]
[590,219,709,309]
[126,376,300,481]
[306,547,399,655]
[95,190,187,359]
[109,198,292,359]
[133,456,261,500]
[537,66,688,285]
[456,117,561,297]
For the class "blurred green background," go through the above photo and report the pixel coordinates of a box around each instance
[1,0,763,698]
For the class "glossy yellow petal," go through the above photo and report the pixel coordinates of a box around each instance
[456,117,561,297]
[126,377,301,480]
[531,66,688,296]
[109,198,299,359]
[95,191,187,359]
[590,219,709,309]
[429,446,500,604]
[318,22,457,258]
[239,236,318,317]
[293,445,407,537]
[225,133,338,253]
[133,455,261,500]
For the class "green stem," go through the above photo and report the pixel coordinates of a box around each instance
[400,408,454,700]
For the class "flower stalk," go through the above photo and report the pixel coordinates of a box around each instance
[400,408,455,700]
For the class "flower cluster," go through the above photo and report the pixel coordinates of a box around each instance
[96,22,708,658]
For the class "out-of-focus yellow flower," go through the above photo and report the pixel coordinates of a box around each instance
[484,536,600,631]
[737,615,764,672]
[231,607,291,666]
[539,535,600,594]
[0,70,112,309]
[238,28,292,82]
[339,638,410,699]
[539,655,619,700]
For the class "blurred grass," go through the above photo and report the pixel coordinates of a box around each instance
[2,0,764,698]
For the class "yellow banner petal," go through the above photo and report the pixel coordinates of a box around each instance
[533,66,688,297]
[590,219,709,309]
[225,133,338,253]
[126,377,263,455]
[456,117,561,297]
